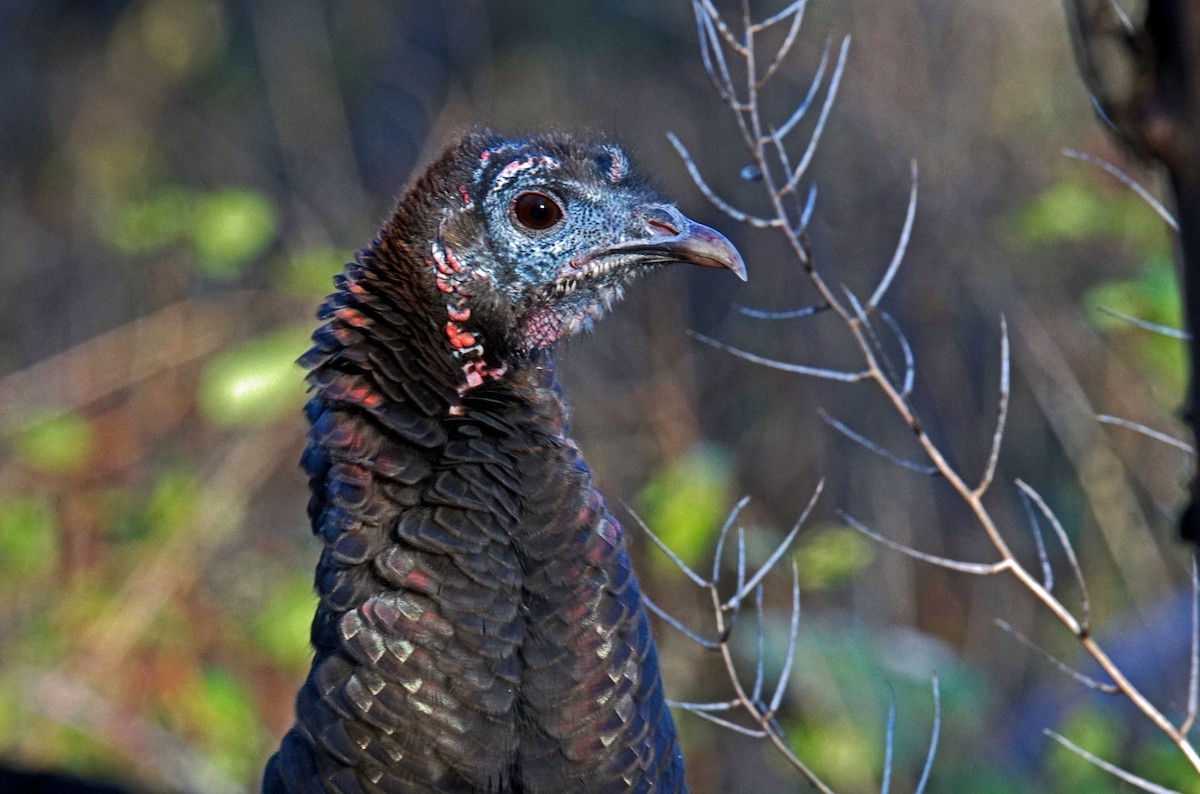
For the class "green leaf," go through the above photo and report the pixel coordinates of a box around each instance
[101,186,191,254]
[196,326,309,427]
[9,411,94,473]
[794,524,876,589]
[1085,258,1186,395]
[190,188,277,278]
[1014,178,1170,259]
[636,445,733,577]
[249,571,319,669]
[0,495,58,583]
[181,666,265,782]
[276,247,347,296]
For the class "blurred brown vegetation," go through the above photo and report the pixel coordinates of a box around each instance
[0,1,1193,792]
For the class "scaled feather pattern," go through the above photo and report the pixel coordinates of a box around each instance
[263,130,746,794]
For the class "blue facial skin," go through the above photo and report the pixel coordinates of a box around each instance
[431,140,660,350]
[432,135,745,355]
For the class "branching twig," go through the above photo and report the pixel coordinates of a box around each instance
[677,0,1200,782]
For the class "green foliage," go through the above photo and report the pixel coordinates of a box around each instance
[1085,257,1186,395]
[248,571,319,670]
[104,186,192,254]
[197,325,310,427]
[636,444,733,577]
[191,189,278,278]
[794,524,876,589]
[180,665,267,782]
[8,410,94,474]
[277,247,348,296]
[0,495,59,585]
[1015,178,1169,259]
[1045,708,1124,793]
[98,186,278,279]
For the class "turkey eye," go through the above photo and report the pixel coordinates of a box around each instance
[512,192,563,231]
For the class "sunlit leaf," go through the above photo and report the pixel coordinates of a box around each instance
[191,188,278,278]
[197,325,309,427]
[1086,258,1186,395]
[250,572,319,669]
[1015,178,1171,259]
[277,247,347,296]
[1047,707,1125,790]
[9,411,93,473]
[637,444,733,576]
[794,525,876,589]
[0,495,58,583]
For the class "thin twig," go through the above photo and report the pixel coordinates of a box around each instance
[974,316,1010,497]
[1096,306,1191,340]
[1097,414,1196,454]
[1018,484,1056,593]
[839,510,1010,575]
[1184,554,1200,735]
[668,132,782,228]
[1045,730,1182,794]
[737,301,829,320]
[994,619,1118,693]
[819,408,938,475]
[914,676,941,794]
[1016,480,1092,631]
[1063,148,1179,230]
[865,160,919,313]
[690,331,871,381]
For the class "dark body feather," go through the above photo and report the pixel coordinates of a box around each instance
[264,131,744,793]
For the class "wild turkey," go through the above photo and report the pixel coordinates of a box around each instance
[263,130,745,793]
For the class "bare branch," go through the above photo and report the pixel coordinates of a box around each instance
[819,408,938,474]
[665,698,739,712]
[677,706,769,737]
[1016,480,1092,630]
[668,132,782,227]
[995,619,1118,693]
[1045,730,1183,794]
[642,594,720,650]
[879,311,916,398]
[695,0,748,55]
[624,501,709,588]
[694,3,738,105]
[881,692,896,794]
[690,331,871,381]
[751,585,766,704]
[798,182,819,231]
[753,0,808,31]
[737,300,829,320]
[1018,484,1056,593]
[1096,306,1192,340]
[1064,148,1179,230]
[775,36,833,140]
[1185,554,1200,735]
[782,35,851,194]
[840,510,1011,575]
[866,160,919,313]
[915,676,941,794]
[1097,414,1196,454]
[766,559,802,715]
[723,480,823,611]
[712,496,752,586]
[755,0,807,89]
[974,315,1011,498]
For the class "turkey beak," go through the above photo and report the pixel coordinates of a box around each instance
[601,205,748,281]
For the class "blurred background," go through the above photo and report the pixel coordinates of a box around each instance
[0,0,1192,791]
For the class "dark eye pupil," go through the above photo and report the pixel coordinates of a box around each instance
[513,192,563,230]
